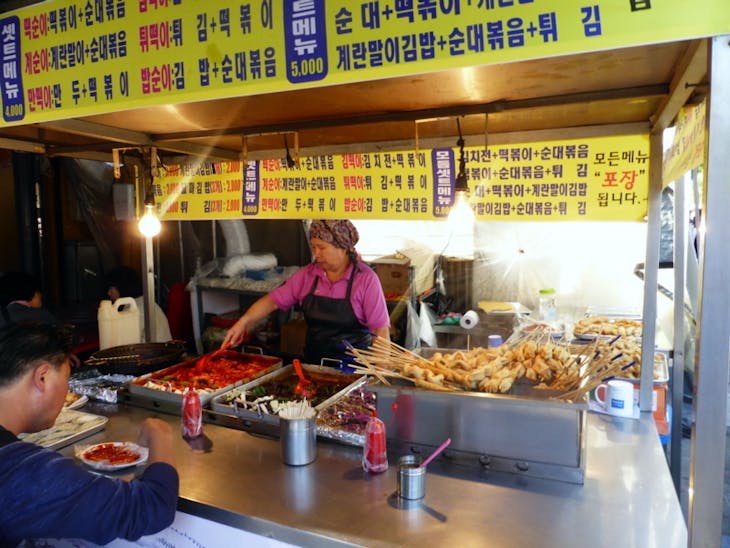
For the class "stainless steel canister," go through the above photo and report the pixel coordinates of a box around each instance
[280,415,317,466]
[397,455,426,500]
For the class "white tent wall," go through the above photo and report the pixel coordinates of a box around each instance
[352,218,647,318]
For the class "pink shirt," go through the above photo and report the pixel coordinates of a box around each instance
[270,262,390,331]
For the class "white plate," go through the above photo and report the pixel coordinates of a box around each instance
[520,322,566,338]
[65,395,88,410]
[575,332,606,341]
[76,442,149,471]
[575,332,640,342]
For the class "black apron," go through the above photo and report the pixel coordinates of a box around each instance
[302,266,372,365]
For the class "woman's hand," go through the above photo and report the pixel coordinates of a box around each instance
[222,294,279,349]
[222,316,249,348]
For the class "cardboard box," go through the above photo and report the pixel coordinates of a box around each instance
[371,256,412,297]
[279,318,307,356]
[634,384,667,435]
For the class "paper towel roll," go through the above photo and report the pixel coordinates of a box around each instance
[459,310,479,330]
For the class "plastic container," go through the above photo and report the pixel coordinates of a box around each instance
[97,297,141,350]
[538,288,557,322]
[397,455,426,500]
[487,334,503,347]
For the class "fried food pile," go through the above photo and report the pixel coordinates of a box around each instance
[390,340,579,394]
[64,391,82,406]
[574,316,642,338]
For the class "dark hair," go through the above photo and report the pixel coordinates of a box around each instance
[0,322,71,388]
[105,266,143,298]
[0,271,41,306]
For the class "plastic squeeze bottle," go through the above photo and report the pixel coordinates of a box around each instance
[182,388,203,438]
[362,414,388,473]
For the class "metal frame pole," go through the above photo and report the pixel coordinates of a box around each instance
[142,235,156,342]
[670,173,687,492]
[639,133,662,410]
[688,34,730,547]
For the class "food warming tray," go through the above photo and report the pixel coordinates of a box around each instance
[125,350,282,412]
[615,351,669,384]
[371,381,587,484]
[211,363,366,427]
[370,348,588,484]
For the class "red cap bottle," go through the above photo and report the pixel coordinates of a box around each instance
[362,415,388,473]
[182,388,203,438]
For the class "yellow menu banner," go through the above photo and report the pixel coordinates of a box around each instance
[663,99,706,186]
[1,1,728,125]
[154,134,649,221]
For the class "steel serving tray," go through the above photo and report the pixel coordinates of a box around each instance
[615,351,669,384]
[127,350,282,411]
[370,347,588,484]
[18,409,108,450]
[315,384,378,447]
[211,363,367,427]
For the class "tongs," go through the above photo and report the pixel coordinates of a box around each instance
[197,343,230,369]
[292,358,316,399]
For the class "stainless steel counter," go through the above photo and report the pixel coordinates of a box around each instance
[64,402,686,547]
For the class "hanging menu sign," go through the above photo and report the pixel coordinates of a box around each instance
[154,134,649,221]
[1,1,728,125]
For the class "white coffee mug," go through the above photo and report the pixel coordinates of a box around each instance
[595,379,635,418]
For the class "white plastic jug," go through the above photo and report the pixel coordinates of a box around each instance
[98,297,141,350]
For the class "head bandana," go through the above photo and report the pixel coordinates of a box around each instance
[309,220,359,252]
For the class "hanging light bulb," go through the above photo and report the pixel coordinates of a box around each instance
[450,117,472,223]
[138,203,161,237]
[446,117,475,257]
[448,190,475,224]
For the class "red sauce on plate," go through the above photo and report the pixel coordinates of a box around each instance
[83,443,141,465]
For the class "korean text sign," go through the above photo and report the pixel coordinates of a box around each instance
[1,1,729,125]
[154,134,649,222]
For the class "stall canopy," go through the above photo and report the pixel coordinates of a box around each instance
[2,1,730,547]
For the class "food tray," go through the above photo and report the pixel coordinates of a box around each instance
[128,350,282,406]
[616,351,669,384]
[370,380,587,484]
[211,363,366,427]
[18,409,108,450]
[573,316,643,338]
[315,386,377,447]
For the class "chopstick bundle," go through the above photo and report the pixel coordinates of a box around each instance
[278,399,315,419]
[554,336,634,401]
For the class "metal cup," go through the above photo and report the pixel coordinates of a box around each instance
[397,455,426,500]
[280,416,317,466]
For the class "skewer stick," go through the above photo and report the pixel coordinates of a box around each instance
[372,336,430,363]
[346,348,397,385]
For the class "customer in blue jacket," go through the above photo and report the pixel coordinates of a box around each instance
[0,322,179,546]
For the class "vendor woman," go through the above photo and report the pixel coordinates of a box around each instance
[223,219,390,365]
